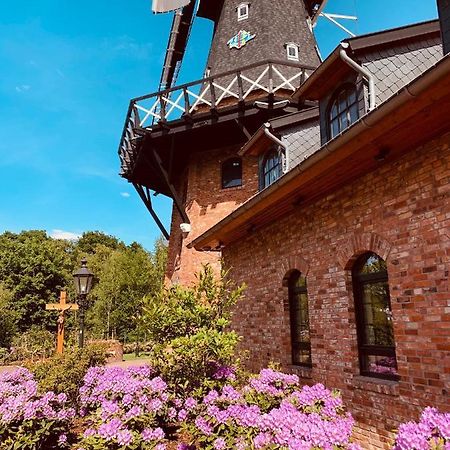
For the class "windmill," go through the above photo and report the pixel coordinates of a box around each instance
[152,0,357,91]
[118,0,333,275]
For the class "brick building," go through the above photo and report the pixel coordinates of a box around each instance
[118,1,450,447]
[192,17,450,450]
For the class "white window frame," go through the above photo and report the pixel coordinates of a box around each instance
[286,43,299,61]
[237,3,249,21]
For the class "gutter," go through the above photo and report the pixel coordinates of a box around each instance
[339,42,376,110]
[191,54,450,250]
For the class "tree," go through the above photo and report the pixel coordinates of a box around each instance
[0,284,18,348]
[0,231,72,331]
[87,239,167,342]
[76,231,125,255]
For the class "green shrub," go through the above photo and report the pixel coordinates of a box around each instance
[143,265,245,397]
[26,344,107,404]
[10,327,55,362]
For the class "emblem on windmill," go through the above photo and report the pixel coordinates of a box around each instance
[227,30,256,50]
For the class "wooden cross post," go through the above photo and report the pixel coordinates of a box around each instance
[46,291,79,354]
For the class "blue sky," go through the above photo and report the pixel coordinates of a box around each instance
[0,0,438,250]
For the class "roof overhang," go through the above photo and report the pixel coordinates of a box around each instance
[192,54,450,251]
[293,20,441,101]
[239,108,319,157]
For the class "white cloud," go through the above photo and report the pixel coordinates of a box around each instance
[120,192,130,198]
[49,229,81,241]
[15,84,31,93]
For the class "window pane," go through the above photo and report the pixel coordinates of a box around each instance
[222,158,242,189]
[340,112,349,129]
[330,118,339,138]
[349,103,359,125]
[262,150,281,188]
[353,253,398,379]
[289,272,311,366]
[328,86,359,139]
[359,254,387,274]
[330,103,338,119]
[362,281,394,347]
[364,354,398,377]
[293,346,312,366]
[348,89,357,105]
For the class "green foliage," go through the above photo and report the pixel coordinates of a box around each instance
[0,229,167,349]
[10,327,55,362]
[27,344,107,404]
[143,265,245,396]
[75,231,125,255]
[151,329,241,396]
[88,238,167,342]
[0,418,69,450]
[0,283,18,348]
[144,264,243,343]
[0,230,73,332]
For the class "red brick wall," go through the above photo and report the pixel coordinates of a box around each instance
[166,146,259,285]
[223,132,450,449]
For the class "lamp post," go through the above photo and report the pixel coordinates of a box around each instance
[73,257,94,348]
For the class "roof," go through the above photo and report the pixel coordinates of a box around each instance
[239,108,319,157]
[292,19,441,101]
[191,53,450,251]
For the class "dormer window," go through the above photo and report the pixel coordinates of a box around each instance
[260,147,282,189]
[286,43,299,61]
[237,3,249,21]
[328,84,359,139]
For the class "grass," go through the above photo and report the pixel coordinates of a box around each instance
[122,353,151,361]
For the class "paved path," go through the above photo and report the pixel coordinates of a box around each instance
[0,365,22,375]
[0,358,152,376]
[106,358,152,368]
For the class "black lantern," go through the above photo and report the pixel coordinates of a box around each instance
[73,257,94,348]
[73,257,94,296]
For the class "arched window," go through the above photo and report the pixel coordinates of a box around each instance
[261,148,282,189]
[352,253,398,379]
[288,271,312,367]
[221,157,242,189]
[328,84,359,139]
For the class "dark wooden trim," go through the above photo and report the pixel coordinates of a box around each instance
[133,183,170,240]
[150,147,190,224]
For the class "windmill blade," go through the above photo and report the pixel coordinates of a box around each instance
[152,0,191,14]
[159,0,196,90]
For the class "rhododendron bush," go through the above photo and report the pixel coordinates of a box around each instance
[393,407,450,450]
[0,368,74,449]
[78,365,172,449]
[180,368,361,450]
[1,364,449,449]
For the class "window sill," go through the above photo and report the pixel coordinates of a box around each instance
[287,365,313,379]
[221,185,243,192]
[352,375,399,396]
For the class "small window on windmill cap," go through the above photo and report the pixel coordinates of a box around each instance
[286,43,299,61]
[237,3,249,21]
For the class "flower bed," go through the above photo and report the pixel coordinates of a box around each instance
[1,364,448,449]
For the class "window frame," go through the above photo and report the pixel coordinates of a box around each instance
[237,3,249,21]
[352,252,399,381]
[327,83,359,140]
[286,43,299,61]
[288,270,312,367]
[221,157,243,189]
